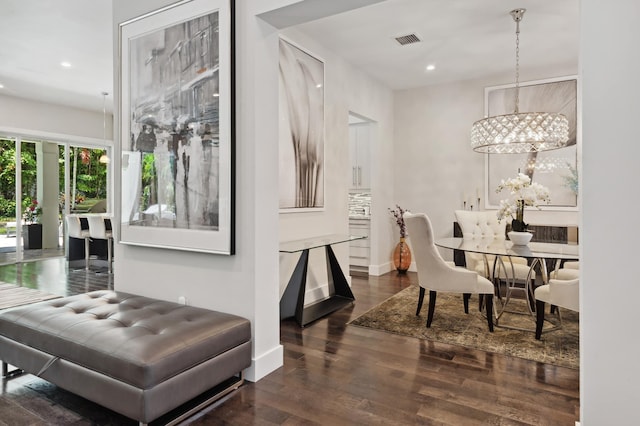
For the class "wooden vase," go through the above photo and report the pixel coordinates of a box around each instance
[393,237,411,274]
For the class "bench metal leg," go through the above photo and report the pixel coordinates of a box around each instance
[161,371,245,426]
[2,361,24,379]
[85,237,91,270]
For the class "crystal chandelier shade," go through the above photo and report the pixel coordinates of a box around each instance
[471,111,569,154]
[471,8,569,154]
[522,153,572,173]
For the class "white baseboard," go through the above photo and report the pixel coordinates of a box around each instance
[369,261,392,276]
[244,344,283,382]
[368,260,416,276]
[305,284,330,302]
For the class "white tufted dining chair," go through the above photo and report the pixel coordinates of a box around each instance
[404,212,494,332]
[550,265,580,280]
[534,274,579,340]
[454,210,535,310]
[66,215,90,270]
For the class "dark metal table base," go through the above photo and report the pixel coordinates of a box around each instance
[280,245,355,327]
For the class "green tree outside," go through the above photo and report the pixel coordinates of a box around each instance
[0,139,107,220]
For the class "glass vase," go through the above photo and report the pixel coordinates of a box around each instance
[393,237,411,274]
[511,199,528,232]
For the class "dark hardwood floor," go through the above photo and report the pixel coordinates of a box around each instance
[0,259,579,425]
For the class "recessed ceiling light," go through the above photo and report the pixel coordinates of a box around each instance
[61,61,72,68]
[0,84,4,89]
[426,64,436,71]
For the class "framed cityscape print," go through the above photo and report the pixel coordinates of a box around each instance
[278,37,325,212]
[485,76,579,209]
[119,0,235,254]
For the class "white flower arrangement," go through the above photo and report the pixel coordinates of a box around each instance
[496,173,550,232]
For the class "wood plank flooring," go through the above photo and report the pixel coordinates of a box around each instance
[0,260,579,425]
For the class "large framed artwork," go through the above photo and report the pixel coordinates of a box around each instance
[278,37,325,212]
[119,0,235,254]
[485,76,579,210]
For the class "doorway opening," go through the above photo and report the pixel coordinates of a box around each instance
[347,112,374,276]
[0,137,110,265]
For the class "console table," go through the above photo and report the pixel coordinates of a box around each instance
[279,234,364,327]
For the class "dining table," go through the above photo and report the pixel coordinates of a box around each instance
[435,237,579,331]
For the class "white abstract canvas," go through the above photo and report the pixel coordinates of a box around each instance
[278,38,325,210]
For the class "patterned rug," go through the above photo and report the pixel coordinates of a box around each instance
[349,285,579,369]
[0,283,61,310]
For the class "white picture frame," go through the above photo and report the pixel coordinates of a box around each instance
[485,76,579,210]
[118,0,235,254]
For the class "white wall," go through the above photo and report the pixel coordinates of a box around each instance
[278,28,395,300]
[393,66,578,262]
[0,94,112,144]
[581,0,640,423]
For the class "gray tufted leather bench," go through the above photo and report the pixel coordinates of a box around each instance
[0,290,251,425]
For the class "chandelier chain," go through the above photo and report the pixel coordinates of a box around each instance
[102,91,107,142]
[514,18,520,114]
[100,91,110,164]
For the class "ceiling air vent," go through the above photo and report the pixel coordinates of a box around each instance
[394,33,421,46]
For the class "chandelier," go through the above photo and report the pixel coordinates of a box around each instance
[470,9,569,154]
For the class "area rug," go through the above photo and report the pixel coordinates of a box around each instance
[0,283,61,310]
[349,285,579,369]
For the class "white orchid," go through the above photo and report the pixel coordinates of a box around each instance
[496,173,550,231]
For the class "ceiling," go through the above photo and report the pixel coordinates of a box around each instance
[0,0,113,113]
[295,0,579,89]
[0,0,578,113]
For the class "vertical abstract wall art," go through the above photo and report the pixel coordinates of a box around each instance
[279,38,325,211]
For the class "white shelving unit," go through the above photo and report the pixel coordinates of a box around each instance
[349,218,370,274]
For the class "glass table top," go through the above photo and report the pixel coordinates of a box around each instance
[279,234,366,253]
[435,237,579,260]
